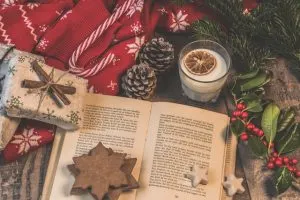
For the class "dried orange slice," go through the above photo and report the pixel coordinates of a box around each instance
[184,50,217,75]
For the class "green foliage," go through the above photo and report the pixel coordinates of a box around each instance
[230,70,271,100]
[261,103,280,148]
[230,119,245,136]
[277,108,296,133]
[192,20,227,44]
[274,167,293,195]
[193,0,271,72]
[205,0,246,30]
[256,0,300,70]
[239,70,270,92]
[192,0,300,74]
[248,136,268,158]
[241,93,263,113]
[277,123,300,155]
[237,68,260,80]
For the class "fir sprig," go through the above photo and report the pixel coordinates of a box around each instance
[257,0,300,67]
[192,19,271,71]
[192,20,227,44]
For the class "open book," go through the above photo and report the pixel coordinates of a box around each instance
[41,94,237,200]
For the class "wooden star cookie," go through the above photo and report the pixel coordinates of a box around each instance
[223,174,245,197]
[184,165,209,187]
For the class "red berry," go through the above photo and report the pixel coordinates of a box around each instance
[253,128,260,134]
[267,162,275,169]
[232,111,237,117]
[269,157,276,163]
[231,117,237,122]
[277,157,283,162]
[292,167,297,173]
[232,111,241,117]
[272,152,278,157]
[240,133,249,141]
[296,170,300,178]
[242,104,247,110]
[291,159,298,165]
[247,123,254,130]
[241,112,249,119]
[283,157,289,165]
[237,103,245,110]
[275,159,283,167]
[257,130,264,137]
[287,165,294,172]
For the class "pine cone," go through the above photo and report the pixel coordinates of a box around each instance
[139,37,175,75]
[121,63,157,100]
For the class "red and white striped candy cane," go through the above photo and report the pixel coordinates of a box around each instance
[77,53,115,78]
[68,0,136,77]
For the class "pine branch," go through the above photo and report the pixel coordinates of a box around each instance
[205,0,250,31]
[192,18,271,71]
[256,0,300,64]
[229,33,271,70]
[192,20,228,45]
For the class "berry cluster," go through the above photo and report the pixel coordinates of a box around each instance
[231,102,300,177]
[231,103,268,142]
[231,103,251,141]
[267,152,300,177]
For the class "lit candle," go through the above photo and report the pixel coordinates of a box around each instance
[179,40,231,103]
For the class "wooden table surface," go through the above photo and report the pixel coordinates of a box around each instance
[0,34,299,200]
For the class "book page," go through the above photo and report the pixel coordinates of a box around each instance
[136,102,230,200]
[48,94,152,200]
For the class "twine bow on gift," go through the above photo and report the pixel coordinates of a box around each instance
[21,61,76,108]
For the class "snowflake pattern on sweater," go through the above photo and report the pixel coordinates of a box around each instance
[126,0,143,18]
[1,0,19,10]
[170,10,190,32]
[126,36,145,58]
[27,2,39,10]
[10,128,41,155]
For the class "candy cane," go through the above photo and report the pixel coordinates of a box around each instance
[77,53,115,78]
[69,0,136,77]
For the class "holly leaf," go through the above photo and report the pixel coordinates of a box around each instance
[261,103,280,148]
[274,167,293,195]
[277,123,300,155]
[240,70,271,92]
[277,108,296,133]
[230,79,241,98]
[241,93,263,113]
[237,68,260,80]
[248,137,268,158]
[230,119,245,136]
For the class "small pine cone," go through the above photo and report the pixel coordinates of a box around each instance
[139,37,175,75]
[121,63,157,100]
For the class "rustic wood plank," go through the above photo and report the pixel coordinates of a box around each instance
[0,143,52,200]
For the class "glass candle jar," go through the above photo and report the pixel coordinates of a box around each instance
[179,40,231,103]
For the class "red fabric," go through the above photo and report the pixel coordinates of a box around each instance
[3,119,56,162]
[0,0,258,161]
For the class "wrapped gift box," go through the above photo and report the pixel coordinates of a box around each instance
[0,108,20,151]
[1,56,88,131]
[0,44,42,150]
[0,44,45,83]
